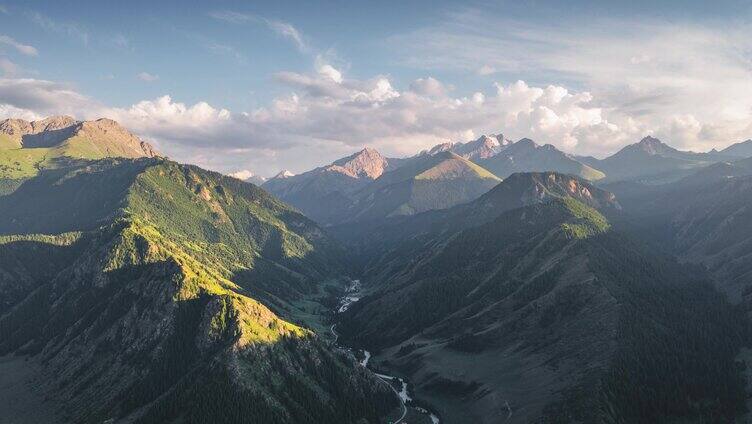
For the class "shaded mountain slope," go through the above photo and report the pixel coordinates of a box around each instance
[338,195,749,424]
[0,158,396,423]
[610,162,752,312]
[592,136,731,183]
[602,156,752,306]
[719,139,752,158]
[262,148,395,225]
[477,138,605,181]
[331,172,619,265]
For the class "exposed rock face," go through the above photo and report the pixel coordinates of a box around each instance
[330,147,391,179]
[0,115,78,137]
[454,134,510,159]
[77,118,159,157]
[272,170,295,179]
[1,116,77,148]
[262,147,400,225]
[0,116,159,157]
[0,118,33,137]
[633,135,671,155]
[425,134,510,161]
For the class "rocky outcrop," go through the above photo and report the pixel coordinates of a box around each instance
[0,116,159,157]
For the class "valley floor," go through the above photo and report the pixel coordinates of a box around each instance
[0,355,62,424]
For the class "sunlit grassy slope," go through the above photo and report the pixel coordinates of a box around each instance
[0,158,396,423]
[0,119,158,194]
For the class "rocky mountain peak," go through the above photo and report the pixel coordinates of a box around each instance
[0,118,32,136]
[424,133,511,161]
[0,115,158,157]
[427,142,454,155]
[273,170,295,179]
[76,118,159,157]
[635,136,670,155]
[481,171,620,212]
[331,146,389,179]
[0,116,77,137]
[461,135,504,159]
[31,115,77,132]
[476,134,500,147]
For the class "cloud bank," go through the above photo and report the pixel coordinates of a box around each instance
[0,70,630,175]
[388,9,752,153]
[0,10,750,176]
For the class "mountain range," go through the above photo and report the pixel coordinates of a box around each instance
[0,159,395,423]
[3,116,752,424]
[261,133,752,227]
[262,147,501,225]
[422,134,510,160]
[581,136,736,183]
[0,135,397,422]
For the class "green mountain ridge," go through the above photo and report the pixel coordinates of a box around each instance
[330,172,619,266]
[337,176,749,424]
[0,158,396,423]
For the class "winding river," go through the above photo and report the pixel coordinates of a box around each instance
[332,280,440,424]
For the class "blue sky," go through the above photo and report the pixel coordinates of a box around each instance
[1,0,751,176]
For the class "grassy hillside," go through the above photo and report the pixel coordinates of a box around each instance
[0,158,396,423]
[0,117,158,194]
[348,152,501,221]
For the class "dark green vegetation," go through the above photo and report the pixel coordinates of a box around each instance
[331,172,620,264]
[0,157,396,423]
[335,172,751,424]
[609,156,752,312]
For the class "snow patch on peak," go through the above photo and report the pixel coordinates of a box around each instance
[273,170,295,179]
